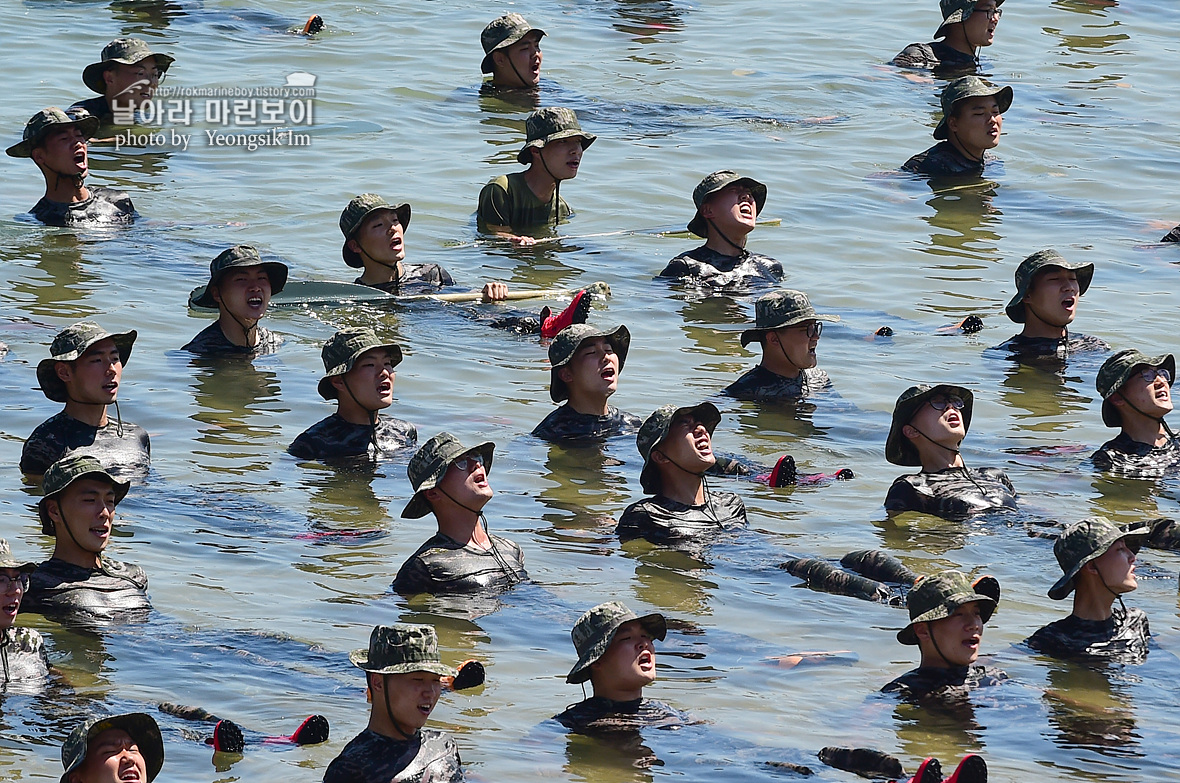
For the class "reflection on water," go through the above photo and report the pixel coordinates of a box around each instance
[610,0,685,45]
[186,355,285,474]
[1042,663,1140,759]
[922,179,1002,257]
[108,0,187,32]
[998,361,1092,433]
[2,234,101,320]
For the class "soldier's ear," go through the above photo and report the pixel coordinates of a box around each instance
[902,424,920,441]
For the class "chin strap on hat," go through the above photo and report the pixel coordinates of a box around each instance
[538,154,563,228]
[705,217,748,255]
[434,488,525,585]
[380,674,418,742]
[340,378,381,454]
[1115,394,1177,440]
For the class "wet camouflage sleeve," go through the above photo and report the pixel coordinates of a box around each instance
[1162,224,1180,243]
[884,467,1016,520]
[616,490,748,543]
[69,96,114,123]
[994,333,1111,365]
[901,142,986,178]
[723,366,833,402]
[323,728,464,783]
[1026,609,1150,664]
[891,41,979,75]
[24,557,151,621]
[1,627,51,687]
[531,405,642,442]
[392,534,527,595]
[553,697,695,734]
[354,264,455,295]
[182,322,282,356]
[31,187,136,227]
[658,246,783,291]
[1091,432,1180,478]
[289,414,417,460]
[20,412,151,477]
[881,664,1008,701]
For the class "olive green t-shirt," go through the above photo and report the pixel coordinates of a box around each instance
[477,171,571,232]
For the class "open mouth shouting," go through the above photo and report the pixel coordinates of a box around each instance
[636,648,655,673]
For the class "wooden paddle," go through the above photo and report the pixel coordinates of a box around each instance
[187,281,610,311]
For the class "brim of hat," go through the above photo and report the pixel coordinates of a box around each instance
[401,440,496,518]
[687,178,768,238]
[481,28,545,74]
[517,130,597,165]
[342,203,412,268]
[885,385,974,466]
[739,313,839,347]
[1101,353,1174,427]
[1004,261,1094,323]
[189,262,288,309]
[639,403,721,495]
[0,559,37,574]
[566,612,666,684]
[7,115,102,158]
[934,85,1013,140]
[318,342,404,400]
[82,53,175,94]
[63,713,164,783]
[36,330,137,402]
[549,325,631,403]
[897,576,999,644]
[1048,525,1150,599]
[350,649,456,677]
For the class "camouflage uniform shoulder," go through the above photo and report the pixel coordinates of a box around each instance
[2,626,46,654]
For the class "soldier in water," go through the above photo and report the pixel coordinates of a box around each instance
[901,76,1011,178]
[324,625,464,783]
[392,433,528,595]
[1092,349,1180,478]
[532,324,641,442]
[659,171,783,292]
[24,455,151,622]
[288,329,417,461]
[70,38,175,125]
[5,107,136,226]
[892,0,1004,77]
[1027,517,1153,664]
[21,322,150,479]
[884,384,1017,519]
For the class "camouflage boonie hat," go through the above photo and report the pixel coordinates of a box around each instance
[885,384,974,467]
[6,107,100,158]
[637,402,721,495]
[38,454,130,536]
[933,76,1012,140]
[189,245,289,309]
[740,290,839,347]
[1095,349,1175,427]
[687,170,767,238]
[0,539,35,574]
[349,624,456,677]
[566,601,667,684]
[1048,516,1150,600]
[401,432,495,519]
[36,321,137,403]
[897,570,999,645]
[547,324,630,403]
[60,712,164,783]
[935,0,1004,39]
[480,13,546,74]
[318,328,404,400]
[339,194,412,268]
[82,38,175,94]
[517,108,596,165]
[1004,249,1094,323]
